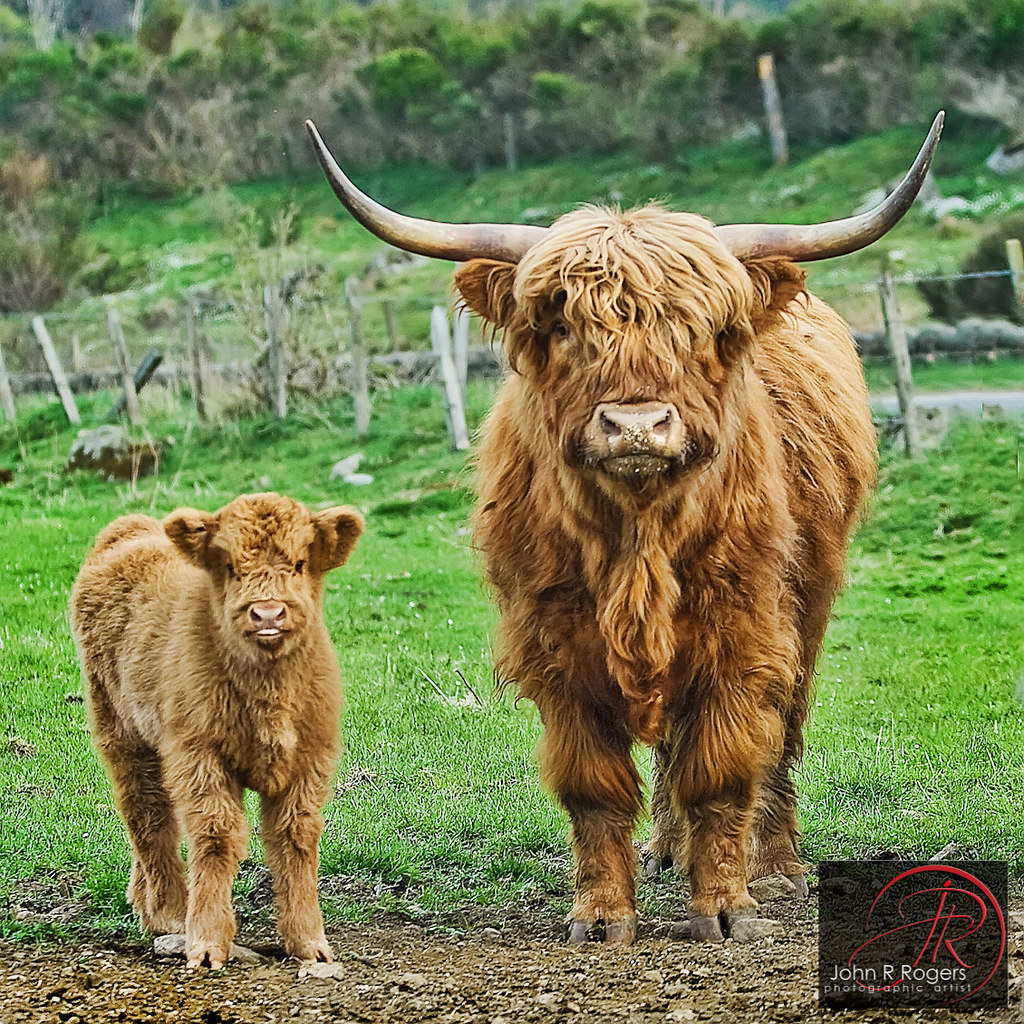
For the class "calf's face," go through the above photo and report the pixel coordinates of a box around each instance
[163,493,363,659]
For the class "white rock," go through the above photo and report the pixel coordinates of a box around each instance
[329,453,363,480]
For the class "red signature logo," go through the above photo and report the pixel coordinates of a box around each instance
[846,864,1006,1004]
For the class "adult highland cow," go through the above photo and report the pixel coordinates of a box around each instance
[306,114,943,944]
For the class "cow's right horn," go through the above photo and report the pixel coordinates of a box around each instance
[305,120,547,264]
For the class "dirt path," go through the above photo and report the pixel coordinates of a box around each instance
[2,890,1021,1024]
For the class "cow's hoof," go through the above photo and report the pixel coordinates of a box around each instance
[787,873,810,898]
[687,914,724,943]
[642,850,673,880]
[567,915,637,945]
[605,917,637,945]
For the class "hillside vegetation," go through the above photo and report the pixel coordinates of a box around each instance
[2,0,1022,187]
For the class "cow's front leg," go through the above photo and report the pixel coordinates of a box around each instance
[685,783,759,941]
[167,756,249,970]
[670,692,786,942]
[538,701,643,945]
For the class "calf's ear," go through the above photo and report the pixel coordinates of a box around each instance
[164,509,219,568]
[311,506,365,572]
[455,259,517,327]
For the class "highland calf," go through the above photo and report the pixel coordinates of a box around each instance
[305,114,943,944]
[71,493,364,968]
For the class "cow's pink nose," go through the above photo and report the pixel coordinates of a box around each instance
[591,402,682,454]
[250,601,287,633]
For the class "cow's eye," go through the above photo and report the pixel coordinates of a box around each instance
[551,320,570,342]
[225,562,236,579]
[294,560,305,574]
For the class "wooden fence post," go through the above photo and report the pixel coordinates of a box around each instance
[107,351,164,422]
[430,306,470,452]
[345,277,371,440]
[264,283,287,420]
[758,53,789,167]
[106,302,141,426]
[184,297,208,422]
[453,306,470,397]
[1006,238,1024,308]
[878,268,920,457]
[31,316,80,426]
[382,299,400,351]
[0,337,16,422]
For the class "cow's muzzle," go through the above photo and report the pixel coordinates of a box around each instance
[584,402,686,477]
[248,600,291,643]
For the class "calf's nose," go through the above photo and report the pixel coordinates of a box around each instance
[591,402,683,455]
[250,600,288,634]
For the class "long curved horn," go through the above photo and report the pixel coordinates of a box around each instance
[305,120,547,264]
[714,111,944,262]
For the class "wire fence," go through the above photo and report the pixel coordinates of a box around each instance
[1,258,1023,429]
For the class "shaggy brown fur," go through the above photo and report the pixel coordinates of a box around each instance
[70,493,364,968]
[459,206,876,944]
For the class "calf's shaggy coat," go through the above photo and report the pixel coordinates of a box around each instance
[71,493,363,968]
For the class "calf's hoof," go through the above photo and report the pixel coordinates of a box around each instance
[288,937,334,964]
[676,904,779,944]
[567,915,637,946]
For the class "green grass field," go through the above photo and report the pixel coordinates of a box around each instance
[1,377,1023,941]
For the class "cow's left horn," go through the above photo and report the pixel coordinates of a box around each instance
[714,111,944,262]
[305,120,547,264]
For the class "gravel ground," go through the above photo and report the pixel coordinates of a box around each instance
[2,883,1021,1024]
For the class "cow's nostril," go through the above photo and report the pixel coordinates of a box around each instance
[600,412,622,440]
[652,413,672,442]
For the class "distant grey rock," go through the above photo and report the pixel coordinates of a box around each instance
[67,425,157,481]
[986,144,1024,176]
[153,933,264,963]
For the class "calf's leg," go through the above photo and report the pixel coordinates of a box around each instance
[87,683,187,934]
[260,773,333,963]
[538,701,643,945]
[167,757,249,970]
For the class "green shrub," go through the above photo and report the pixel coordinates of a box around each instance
[357,47,449,122]
[0,193,88,313]
[139,0,186,56]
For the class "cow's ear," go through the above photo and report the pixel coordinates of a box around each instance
[164,508,219,567]
[455,259,517,327]
[744,257,807,324]
[311,506,365,572]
